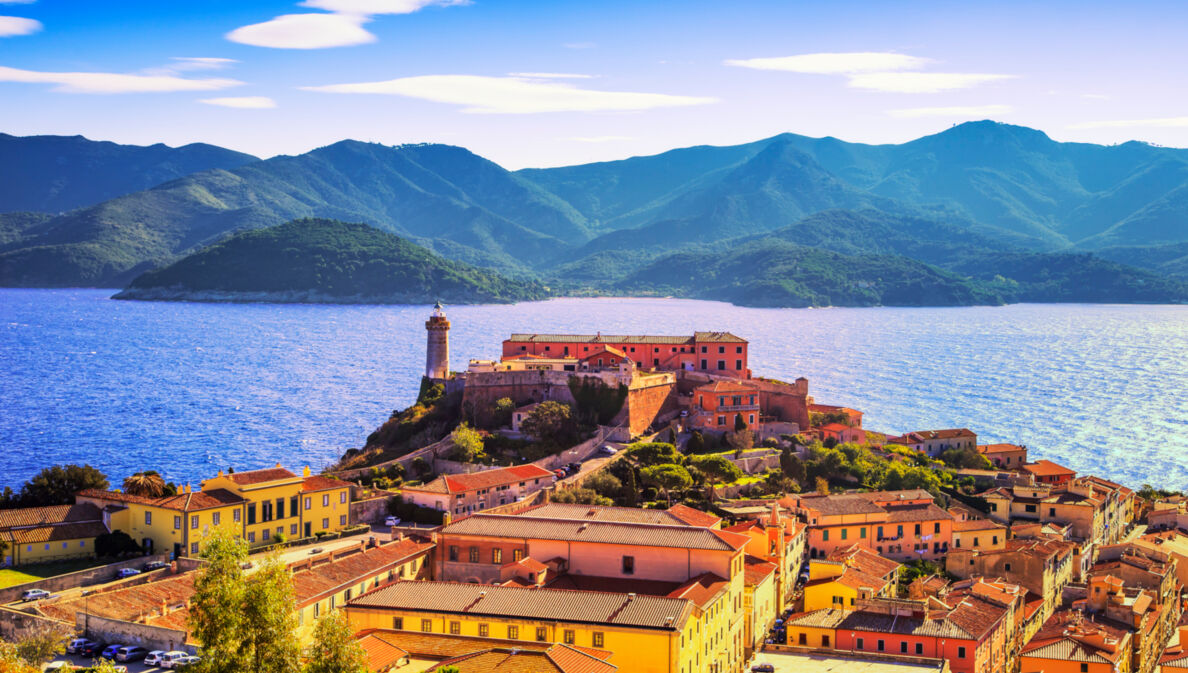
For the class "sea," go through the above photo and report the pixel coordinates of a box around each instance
[1,289,1186,491]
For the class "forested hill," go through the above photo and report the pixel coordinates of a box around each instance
[115,218,550,305]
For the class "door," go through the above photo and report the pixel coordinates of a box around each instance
[172,543,182,560]
[304,522,311,538]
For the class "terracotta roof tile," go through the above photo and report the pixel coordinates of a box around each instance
[301,475,351,493]
[5,521,109,544]
[224,467,300,485]
[1023,460,1076,477]
[443,513,745,551]
[666,504,721,528]
[408,465,555,496]
[0,504,101,530]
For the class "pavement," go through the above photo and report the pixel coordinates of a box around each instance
[555,442,627,487]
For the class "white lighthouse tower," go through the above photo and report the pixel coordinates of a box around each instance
[425,302,450,381]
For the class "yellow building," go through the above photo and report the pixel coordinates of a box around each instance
[0,504,108,566]
[952,517,1007,552]
[802,545,900,612]
[77,464,353,556]
[344,581,696,673]
[742,555,778,658]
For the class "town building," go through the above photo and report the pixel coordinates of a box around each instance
[722,504,807,607]
[351,630,617,673]
[979,476,1135,546]
[399,464,556,517]
[502,331,751,378]
[946,538,1075,630]
[886,430,977,457]
[1023,460,1077,486]
[802,545,901,611]
[425,302,450,381]
[0,503,109,566]
[782,489,954,562]
[689,379,761,432]
[951,517,1008,552]
[976,444,1028,470]
[741,555,778,658]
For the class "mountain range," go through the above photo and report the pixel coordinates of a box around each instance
[1,121,1186,306]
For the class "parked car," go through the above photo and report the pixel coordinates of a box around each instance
[567,462,582,473]
[65,638,93,654]
[158,651,191,669]
[173,655,200,669]
[115,645,147,662]
[384,516,400,526]
[599,445,618,455]
[309,548,323,555]
[100,644,122,660]
[240,561,254,570]
[78,641,105,658]
[42,661,78,671]
[21,588,51,602]
[116,568,140,579]
[552,468,565,478]
[751,664,775,673]
[79,666,126,673]
[143,561,169,571]
[143,650,167,667]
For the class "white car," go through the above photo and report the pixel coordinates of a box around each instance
[158,651,191,669]
[173,655,200,669]
[143,650,167,667]
[21,588,51,601]
[384,516,400,526]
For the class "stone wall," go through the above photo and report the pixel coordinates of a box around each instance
[753,378,811,431]
[76,614,193,653]
[350,495,395,525]
[0,605,69,639]
[462,370,624,428]
[626,377,680,436]
[0,553,172,604]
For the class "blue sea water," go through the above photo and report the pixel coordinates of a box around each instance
[1,289,1186,491]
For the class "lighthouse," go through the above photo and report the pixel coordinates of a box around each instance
[425,302,450,380]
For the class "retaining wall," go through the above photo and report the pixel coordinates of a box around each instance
[0,553,171,604]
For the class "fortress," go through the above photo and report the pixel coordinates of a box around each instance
[423,305,811,437]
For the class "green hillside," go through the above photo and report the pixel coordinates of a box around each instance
[116,218,549,304]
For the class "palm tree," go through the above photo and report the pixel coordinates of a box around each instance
[123,471,166,498]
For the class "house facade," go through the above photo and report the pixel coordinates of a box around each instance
[400,464,556,516]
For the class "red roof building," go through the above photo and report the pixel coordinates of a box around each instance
[401,464,557,517]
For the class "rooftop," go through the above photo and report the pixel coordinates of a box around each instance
[519,503,709,526]
[1023,460,1076,477]
[441,513,748,552]
[505,331,746,344]
[748,652,945,673]
[78,487,245,512]
[223,466,300,485]
[347,580,694,631]
[408,465,555,495]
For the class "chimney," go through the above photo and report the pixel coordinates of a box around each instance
[217,470,223,478]
[303,466,311,477]
[275,462,282,469]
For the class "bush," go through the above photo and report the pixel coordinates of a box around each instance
[95,530,141,558]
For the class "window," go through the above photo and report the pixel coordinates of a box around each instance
[262,501,272,522]
[339,515,347,526]
[700,359,707,369]
[492,548,502,564]
[1049,507,1056,516]
[822,529,829,541]
[314,603,320,618]
[622,555,635,575]
[822,635,830,647]
[934,522,941,534]
[1004,563,1012,571]
[564,629,575,644]
[508,626,519,639]
[247,504,256,525]
[290,496,299,516]
[448,546,459,562]
[276,498,284,519]
[592,632,604,648]
[322,494,330,507]
[478,623,489,637]
[860,527,867,539]
[291,524,298,535]
[536,627,547,641]
[321,517,329,529]
[191,515,199,529]
[233,509,241,522]
[717,360,725,370]
[340,492,347,504]
[914,524,921,536]
[900,642,908,653]
[174,516,182,530]
[262,529,271,541]
[736,360,743,370]
[992,535,999,544]
[421,619,432,633]
[798,633,807,645]
[841,528,848,540]
[190,542,199,555]
[212,512,220,526]
[469,546,479,563]
[304,497,311,510]
[145,511,152,525]
[957,647,966,659]
[877,639,885,652]
[1080,665,1089,673]
[897,525,903,538]
[1025,504,1037,513]
[449,621,461,635]
[856,638,864,650]
[248,532,256,543]
[877,526,884,539]
[915,643,923,655]
[392,617,404,630]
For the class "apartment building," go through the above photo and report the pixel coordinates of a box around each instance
[783,489,954,562]
[400,464,556,516]
[802,545,901,611]
[946,538,1075,629]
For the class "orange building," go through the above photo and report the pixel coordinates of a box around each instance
[783,489,955,562]
[1023,460,1077,486]
[977,444,1028,470]
[689,380,761,431]
[502,332,750,378]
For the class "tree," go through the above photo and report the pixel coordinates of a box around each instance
[815,476,830,495]
[625,442,681,467]
[689,455,743,500]
[123,471,167,498]
[641,464,692,505]
[550,488,612,506]
[939,447,992,470]
[622,468,638,508]
[8,622,71,667]
[726,428,753,456]
[188,529,249,673]
[242,556,301,673]
[411,457,430,479]
[448,423,486,463]
[780,446,806,485]
[11,464,108,508]
[520,401,573,446]
[734,414,748,432]
[584,472,622,499]
[687,431,705,454]
[305,611,367,673]
[0,641,39,673]
[491,397,515,428]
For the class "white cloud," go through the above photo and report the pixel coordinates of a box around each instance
[1069,117,1188,130]
[562,135,634,143]
[847,72,1014,93]
[302,74,717,114]
[726,52,929,74]
[227,13,375,49]
[887,104,1014,118]
[171,57,238,71]
[0,65,242,93]
[200,96,276,108]
[508,72,595,79]
[299,0,466,14]
[0,15,40,36]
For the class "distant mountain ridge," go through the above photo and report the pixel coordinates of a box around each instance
[2,123,1187,307]
[0,133,258,214]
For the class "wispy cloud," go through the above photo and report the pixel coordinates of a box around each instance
[200,96,276,108]
[302,74,717,114]
[848,72,1013,93]
[228,0,464,49]
[726,51,1013,94]
[562,135,634,143]
[171,57,238,71]
[0,15,40,36]
[0,65,242,93]
[508,72,596,79]
[1069,116,1188,130]
[887,104,1014,118]
[227,13,375,49]
[726,52,928,74]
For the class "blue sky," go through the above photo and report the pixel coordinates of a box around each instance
[1,0,1186,168]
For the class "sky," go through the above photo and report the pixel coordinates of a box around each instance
[0,0,1186,169]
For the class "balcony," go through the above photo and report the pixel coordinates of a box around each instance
[716,404,759,413]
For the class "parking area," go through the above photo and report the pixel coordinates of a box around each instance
[47,653,183,672]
